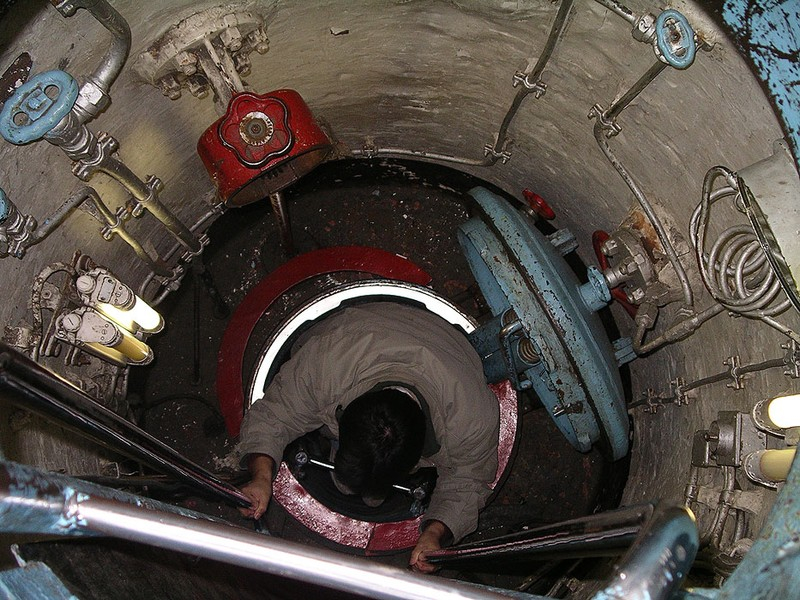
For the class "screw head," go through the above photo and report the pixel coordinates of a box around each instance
[60,312,82,332]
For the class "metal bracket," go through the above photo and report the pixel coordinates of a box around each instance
[639,377,687,413]
[672,377,690,405]
[724,355,747,389]
[483,138,512,163]
[71,132,119,181]
[588,103,622,138]
[134,8,269,113]
[512,70,547,98]
[127,175,163,219]
[0,203,37,259]
[782,340,800,378]
[691,411,767,468]
[96,202,132,241]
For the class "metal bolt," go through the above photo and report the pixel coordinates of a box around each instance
[60,313,82,332]
[75,275,95,294]
[220,26,243,52]
[618,255,638,276]
[97,132,119,153]
[186,75,209,99]
[146,175,165,193]
[234,53,251,77]
[628,288,646,304]
[601,237,619,256]
[250,27,270,54]
[158,75,182,101]
[175,51,197,76]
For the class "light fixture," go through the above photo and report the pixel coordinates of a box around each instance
[752,393,800,435]
[56,307,154,366]
[744,448,797,487]
[766,393,800,429]
[76,268,164,334]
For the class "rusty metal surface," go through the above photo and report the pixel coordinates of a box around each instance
[0,51,31,107]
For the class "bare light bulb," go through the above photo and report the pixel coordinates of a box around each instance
[767,393,800,429]
[58,308,153,366]
[76,270,164,334]
[96,295,164,334]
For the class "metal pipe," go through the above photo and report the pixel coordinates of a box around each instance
[353,0,573,168]
[138,200,223,303]
[632,304,724,354]
[593,118,695,309]
[351,146,490,167]
[426,504,655,566]
[0,460,232,535]
[0,464,512,600]
[0,343,251,508]
[192,270,201,385]
[684,465,700,508]
[75,496,515,600]
[29,186,172,277]
[692,166,800,342]
[27,187,93,244]
[85,194,173,278]
[491,0,575,157]
[96,158,201,253]
[43,113,202,257]
[592,504,698,600]
[50,0,131,124]
[592,0,637,24]
[604,61,668,122]
[519,0,574,90]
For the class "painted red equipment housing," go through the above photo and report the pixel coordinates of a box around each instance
[197,89,332,206]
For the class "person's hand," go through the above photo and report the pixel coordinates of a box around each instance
[238,476,272,519]
[410,520,451,573]
[238,454,275,520]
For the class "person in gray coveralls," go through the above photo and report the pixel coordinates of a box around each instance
[238,302,499,573]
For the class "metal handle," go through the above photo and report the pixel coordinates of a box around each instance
[0,342,251,508]
[427,502,698,600]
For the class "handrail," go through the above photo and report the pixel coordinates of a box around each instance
[0,343,250,508]
[428,502,699,600]
[0,461,515,600]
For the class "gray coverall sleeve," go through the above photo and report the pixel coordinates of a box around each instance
[422,394,499,543]
[238,335,330,471]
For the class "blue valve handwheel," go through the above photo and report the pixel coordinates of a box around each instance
[0,70,78,145]
[655,9,697,70]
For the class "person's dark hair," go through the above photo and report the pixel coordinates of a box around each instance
[334,388,425,498]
